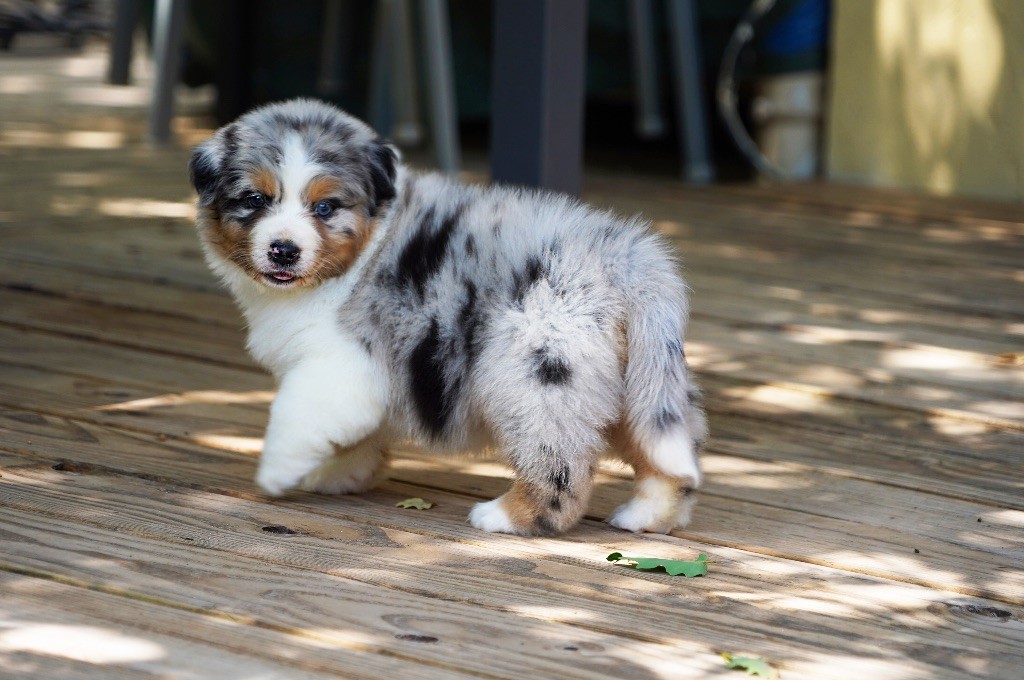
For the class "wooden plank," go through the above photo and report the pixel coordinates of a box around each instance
[384,453,1024,605]
[0,572,443,680]
[0,509,727,678]
[688,322,1024,427]
[4,277,1019,433]
[588,175,1024,236]
[1,323,1021,515]
[4,261,238,327]
[8,247,1019,354]
[2,461,1021,679]
[0,290,249,369]
[2,405,1021,605]
[0,336,1020,510]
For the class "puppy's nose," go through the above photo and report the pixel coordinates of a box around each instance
[268,240,300,266]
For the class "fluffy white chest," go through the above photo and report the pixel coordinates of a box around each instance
[240,279,363,377]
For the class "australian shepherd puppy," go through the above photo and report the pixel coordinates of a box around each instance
[189,99,706,535]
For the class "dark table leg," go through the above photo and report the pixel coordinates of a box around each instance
[108,0,139,85]
[490,0,587,196]
[212,0,252,125]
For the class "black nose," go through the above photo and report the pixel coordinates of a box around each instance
[268,240,300,266]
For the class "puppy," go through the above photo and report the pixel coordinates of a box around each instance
[189,99,707,535]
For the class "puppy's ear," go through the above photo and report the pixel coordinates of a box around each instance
[189,123,235,208]
[367,138,399,215]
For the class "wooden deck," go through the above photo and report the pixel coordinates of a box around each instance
[1,45,1022,680]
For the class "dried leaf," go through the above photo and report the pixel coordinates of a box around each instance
[606,552,709,577]
[722,653,780,679]
[396,497,435,510]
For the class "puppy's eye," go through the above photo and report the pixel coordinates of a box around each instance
[314,200,337,218]
[246,192,266,210]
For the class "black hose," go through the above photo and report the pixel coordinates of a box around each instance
[716,0,786,180]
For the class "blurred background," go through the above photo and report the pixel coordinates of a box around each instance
[1,0,1021,201]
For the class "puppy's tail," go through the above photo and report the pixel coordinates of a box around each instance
[620,233,707,487]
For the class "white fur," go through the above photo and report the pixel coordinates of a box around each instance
[607,477,695,534]
[248,134,325,277]
[468,497,517,533]
[237,158,397,497]
[299,442,385,494]
[647,428,702,487]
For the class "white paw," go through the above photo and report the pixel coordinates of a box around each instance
[608,497,674,534]
[606,478,697,534]
[469,497,517,533]
[256,462,306,497]
[299,449,383,495]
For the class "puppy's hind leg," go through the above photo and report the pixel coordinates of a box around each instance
[469,292,621,535]
[607,428,699,534]
[469,440,598,536]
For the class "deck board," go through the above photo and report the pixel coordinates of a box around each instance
[1,45,1022,679]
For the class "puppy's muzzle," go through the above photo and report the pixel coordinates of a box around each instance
[268,240,301,266]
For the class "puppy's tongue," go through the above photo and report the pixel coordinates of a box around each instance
[273,272,295,281]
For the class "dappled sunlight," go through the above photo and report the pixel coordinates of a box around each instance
[0,124,125,150]
[63,84,150,108]
[506,604,595,622]
[788,364,868,389]
[868,0,1009,196]
[883,346,996,371]
[98,198,196,219]
[0,623,165,664]
[701,455,814,491]
[94,389,274,412]
[927,416,992,437]
[189,434,263,455]
[785,324,898,345]
[53,171,108,188]
[822,550,969,590]
[719,383,836,415]
[0,74,42,95]
[962,400,1024,420]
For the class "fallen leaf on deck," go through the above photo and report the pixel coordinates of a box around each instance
[606,552,709,577]
[396,497,435,510]
[722,653,780,679]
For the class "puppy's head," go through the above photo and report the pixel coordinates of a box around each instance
[189,99,398,290]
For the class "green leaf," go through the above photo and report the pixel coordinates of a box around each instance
[396,497,434,510]
[605,552,709,577]
[722,653,780,679]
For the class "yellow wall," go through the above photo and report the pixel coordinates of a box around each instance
[826,0,1024,200]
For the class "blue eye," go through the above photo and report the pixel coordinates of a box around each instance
[246,192,266,210]
[314,200,336,218]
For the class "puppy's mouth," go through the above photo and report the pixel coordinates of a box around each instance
[260,270,303,287]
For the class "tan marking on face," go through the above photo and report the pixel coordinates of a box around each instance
[302,176,346,205]
[251,167,279,198]
[198,210,255,274]
[306,210,375,283]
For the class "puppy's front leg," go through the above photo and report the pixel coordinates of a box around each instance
[256,357,387,496]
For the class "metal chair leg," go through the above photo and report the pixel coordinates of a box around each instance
[419,0,460,174]
[627,0,666,139]
[108,0,139,85]
[148,0,187,144]
[665,0,714,182]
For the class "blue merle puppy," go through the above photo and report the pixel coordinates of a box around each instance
[189,99,706,535]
